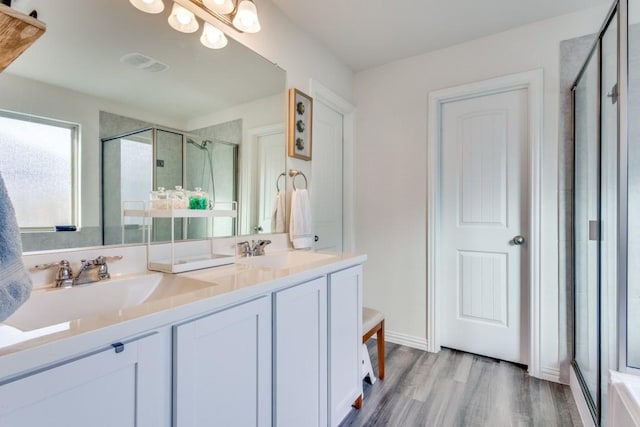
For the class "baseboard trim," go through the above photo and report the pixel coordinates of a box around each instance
[570,365,596,427]
[540,366,561,383]
[383,330,428,351]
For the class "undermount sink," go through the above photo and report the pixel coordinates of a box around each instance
[4,272,213,332]
[237,250,337,270]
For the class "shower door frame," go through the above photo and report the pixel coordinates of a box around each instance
[570,0,637,424]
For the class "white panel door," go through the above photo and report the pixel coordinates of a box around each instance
[312,101,343,251]
[174,297,271,427]
[274,277,327,427]
[257,131,285,233]
[440,89,529,364]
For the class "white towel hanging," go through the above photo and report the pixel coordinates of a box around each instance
[270,189,286,233]
[289,188,313,249]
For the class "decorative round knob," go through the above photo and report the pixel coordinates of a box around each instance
[513,235,525,245]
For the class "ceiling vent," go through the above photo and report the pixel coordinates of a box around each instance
[119,52,169,73]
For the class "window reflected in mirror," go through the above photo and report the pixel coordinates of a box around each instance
[0,111,78,230]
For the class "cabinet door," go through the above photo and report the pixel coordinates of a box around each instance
[329,266,363,427]
[174,296,271,427]
[0,332,166,427]
[274,277,327,427]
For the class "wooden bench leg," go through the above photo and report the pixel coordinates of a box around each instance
[353,394,363,409]
[377,320,385,380]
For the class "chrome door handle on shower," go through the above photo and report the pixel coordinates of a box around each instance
[512,235,525,245]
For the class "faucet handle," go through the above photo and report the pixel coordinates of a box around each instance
[34,260,74,287]
[94,255,123,265]
[94,255,123,279]
[237,241,251,257]
[35,259,70,271]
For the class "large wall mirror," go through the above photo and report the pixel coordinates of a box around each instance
[0,0,286,252]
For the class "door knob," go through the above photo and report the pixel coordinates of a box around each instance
[512,235,525,245]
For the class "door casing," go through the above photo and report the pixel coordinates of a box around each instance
[426,69,544,379]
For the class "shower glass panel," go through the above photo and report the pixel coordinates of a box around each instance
[154,129,184,242]
[573,47,600,418]
[102,129,153,246]
[185,139,238,238]
[600,13,619,423]
[628,0,640,369]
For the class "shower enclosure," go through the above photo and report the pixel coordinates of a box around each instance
[572,0,640,424]
[102,127,238,245]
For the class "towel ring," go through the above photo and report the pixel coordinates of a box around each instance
[276,172,286,192]
[288,169,308,190]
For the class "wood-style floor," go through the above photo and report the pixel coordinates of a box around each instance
[340,342,582,427]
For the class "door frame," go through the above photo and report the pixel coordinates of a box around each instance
[244,123,285,234]
[309,79,356,252]
[426,69,544,378]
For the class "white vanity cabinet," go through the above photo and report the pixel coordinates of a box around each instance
[0,332,168,427]
[173,296,272,427]
[274,276,328,427]
[328,266,363,427]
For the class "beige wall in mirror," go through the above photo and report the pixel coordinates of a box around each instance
[0,0,287,252]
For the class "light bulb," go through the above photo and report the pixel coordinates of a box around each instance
[129,0,165,14]
[203,0,234,14]
[232,0,261,33]
[168,3,199,33]
[200,23,228,49]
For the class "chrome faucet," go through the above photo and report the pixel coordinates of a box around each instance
[35,256,123,288]
[236,240,272,257]
[74,256,123,285]
[251,239,271,256]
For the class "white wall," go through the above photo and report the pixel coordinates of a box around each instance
[354,4,611,380]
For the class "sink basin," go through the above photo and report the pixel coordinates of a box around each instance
[4,272,213,332]
[237,251,336,270]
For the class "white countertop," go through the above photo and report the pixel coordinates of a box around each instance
[0,251,366,381]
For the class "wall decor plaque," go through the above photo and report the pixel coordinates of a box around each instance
[288,88,313,161]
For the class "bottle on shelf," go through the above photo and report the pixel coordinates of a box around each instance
[150,187,168,209]
[189,187,209,210]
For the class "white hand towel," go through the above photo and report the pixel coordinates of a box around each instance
[289,189,313,249]
[270,190,286,233]
[0,172,32,322]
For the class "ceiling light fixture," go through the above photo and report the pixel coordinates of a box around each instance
[202,0,234,15]
[200,22,228,49]
[130,0,261,51]
[129,0,165,14]
[231,0,260,33]
[168,3,199,33]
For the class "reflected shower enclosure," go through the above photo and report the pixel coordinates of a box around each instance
[102,127,238,245]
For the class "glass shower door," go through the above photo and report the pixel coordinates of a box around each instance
[573,47,600,419]
[573,11,619,424]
